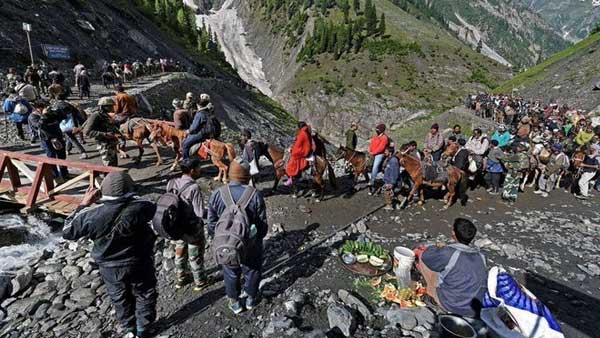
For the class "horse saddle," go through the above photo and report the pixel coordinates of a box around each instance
[120,117,145,135]
[189,140,211,159]
[422,162,448,183]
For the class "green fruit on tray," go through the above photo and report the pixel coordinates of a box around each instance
[357,255,369,263]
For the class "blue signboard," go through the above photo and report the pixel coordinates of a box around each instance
[41,44,71,60]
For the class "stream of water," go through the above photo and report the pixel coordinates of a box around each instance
[0,214,62,273]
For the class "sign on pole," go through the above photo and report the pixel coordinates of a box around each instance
[22,22,34,66]
[41,45,71,60]
[22,23,32,32]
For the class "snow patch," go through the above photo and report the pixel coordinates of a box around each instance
[198,0,273,96]
[448,13,513,67]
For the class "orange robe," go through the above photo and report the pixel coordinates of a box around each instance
[286,127,312,177]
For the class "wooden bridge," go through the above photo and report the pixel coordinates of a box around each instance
[0,150,123,215]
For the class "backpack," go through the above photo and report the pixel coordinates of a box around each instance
[14,102,29,115]
[213,186,256,267]
[152,181,197,240]
[203,114,221,139]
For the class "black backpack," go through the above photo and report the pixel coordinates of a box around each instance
[152,181,197,240]
[202,114,221,139]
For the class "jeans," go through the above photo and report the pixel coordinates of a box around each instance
[40,139,68,178]
[222,250,263,301]
[182,133,205,159]
[370,154,385,185]
[99,263,157,335]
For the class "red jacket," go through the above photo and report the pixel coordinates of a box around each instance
[286,127,312,177]
[369,134,389,156]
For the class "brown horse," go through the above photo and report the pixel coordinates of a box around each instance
[396,151,467,209]
[117,118,162,165]
[148,121,187,171]
[197,140,237,183]
[255,144,336,201]
[334,146,369,187]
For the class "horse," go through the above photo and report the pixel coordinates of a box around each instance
[148,121,187,171]
[101,72,115,89]
[334,146,369,188]
[396,151,467,209]
[117,118,162,165]
[254,144,336,201]
[196,140,237,183]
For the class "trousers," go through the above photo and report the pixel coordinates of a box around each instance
[370,154,385,185]
[579,171,596,197]
[40,139,68,178]
[98,262,157,334]
[222,250,263,300]
[182,133,205,160]
[174,238,206,284]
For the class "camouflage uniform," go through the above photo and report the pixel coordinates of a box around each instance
[174,240,205,284]
[83,103,121,167]
[501,151,529,202]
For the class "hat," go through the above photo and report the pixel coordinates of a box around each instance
[98,97,115,107]
[101,171,135,198]
[497,124,506,131]
[431,123,439,130]
[186,92,193,99]
[375,124,386,133]
[228,157,251,184]
[551,143,563,152]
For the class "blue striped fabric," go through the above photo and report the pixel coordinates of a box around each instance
[483,272,562,333]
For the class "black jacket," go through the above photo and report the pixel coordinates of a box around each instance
[63,195,156,268]
[451,148,469,172]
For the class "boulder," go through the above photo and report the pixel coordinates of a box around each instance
[338,289,372,322]
[6,297,46,317]
[10,267,33,296]
[35,264,62,276]
[327,304,357,337]
[263,316,294,337]
[69,288,96,309]
[385,306,417,330]
[61,265,82,280]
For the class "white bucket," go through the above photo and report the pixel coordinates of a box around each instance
[393,246,415,289]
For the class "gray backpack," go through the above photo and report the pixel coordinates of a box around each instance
[213,186,256,266]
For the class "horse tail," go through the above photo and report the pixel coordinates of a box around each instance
[327,162,337,190]
[457,169,468,206]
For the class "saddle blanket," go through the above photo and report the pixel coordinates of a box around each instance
[189,140,211,159]
[422,162,448,183]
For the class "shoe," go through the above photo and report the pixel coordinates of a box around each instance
[80,153,88,159]
[228,299,244,315]
[193,278,210,292]
[384,204,394,211]
[245,296,258,310]
[368,186,374,196]
[175,275,190,289]
[489,190,499,195]
[486,188,494,193]
[123,331,137,338]
[540,192,548,198]
[533,190,543,194]
[575,194,589,200]
[284,178,293,187]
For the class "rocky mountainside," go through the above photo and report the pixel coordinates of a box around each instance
[495,32,600,113]
[194,0,512,142]
[520,0,600,42]
[401,0,570,69]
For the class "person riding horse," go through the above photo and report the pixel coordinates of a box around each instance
[285,122,313,187]
[182,94,219,159]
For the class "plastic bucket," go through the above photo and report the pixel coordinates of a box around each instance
[439,315,477,338]
[393,246,415,288]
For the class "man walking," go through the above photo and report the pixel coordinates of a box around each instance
[35,100,69,182]
[63,172,157,338]
[575,146,599,200]
[345,122,358,151]
[208,158,268,314]
[166,159,209,290]
[82,97,121,166]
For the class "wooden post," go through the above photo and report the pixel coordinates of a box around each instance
[26,162,47,209]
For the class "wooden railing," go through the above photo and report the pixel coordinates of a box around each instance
[0,150,123,213]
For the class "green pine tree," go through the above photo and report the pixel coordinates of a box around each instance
[377,13,386,36]
[353,0,360,14]
[340,0,350,24]
[365,0,378,36]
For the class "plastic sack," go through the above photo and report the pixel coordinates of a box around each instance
[480,267,564,338]
[60,116,75,133]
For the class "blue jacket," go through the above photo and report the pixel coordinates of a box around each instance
[491,131,511,148]
[207,182,268,241]
[3,96,32,123]
[189,110,207,135]
[383,155,400,186]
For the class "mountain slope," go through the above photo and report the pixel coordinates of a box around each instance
[396,0,570,69]
[495,32,600,112]
[520,0,600,42]
[197,0,511,141]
